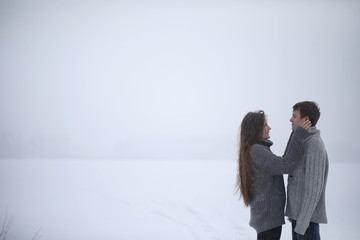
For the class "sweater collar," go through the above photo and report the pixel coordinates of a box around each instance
[307,126,320,137]
[258,139,273,147]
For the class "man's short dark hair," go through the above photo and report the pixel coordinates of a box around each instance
[293,101,321,126]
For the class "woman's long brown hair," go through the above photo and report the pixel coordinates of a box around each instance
[236,111,265,207]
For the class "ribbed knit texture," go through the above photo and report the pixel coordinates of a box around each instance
[285,126,328,235]
[248,126,309,233]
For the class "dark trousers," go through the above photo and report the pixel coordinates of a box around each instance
[291,220,320,240]
[257,226,282,240]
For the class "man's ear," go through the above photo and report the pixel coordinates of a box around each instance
[305,115,310,121]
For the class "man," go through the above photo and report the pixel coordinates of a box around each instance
[285,101,328,240]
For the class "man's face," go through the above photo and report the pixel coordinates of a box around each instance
[290,109,307,131]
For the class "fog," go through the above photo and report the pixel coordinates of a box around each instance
[1,1,360,239]
[1,0,360,161]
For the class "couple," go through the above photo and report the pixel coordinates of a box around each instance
[237,101,329,240]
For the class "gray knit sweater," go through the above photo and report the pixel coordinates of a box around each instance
[249,126,309,233]
[285,126,328,235]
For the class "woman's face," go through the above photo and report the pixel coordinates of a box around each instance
[262,118,271,139]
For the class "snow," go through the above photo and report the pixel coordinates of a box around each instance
[0,159,358,239]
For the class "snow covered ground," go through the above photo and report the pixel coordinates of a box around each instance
[0,159,358,239]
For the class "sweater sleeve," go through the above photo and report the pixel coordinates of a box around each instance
[250,126,308,175]
[294,141,327,235]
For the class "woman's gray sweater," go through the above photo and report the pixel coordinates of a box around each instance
[249,126,308,233]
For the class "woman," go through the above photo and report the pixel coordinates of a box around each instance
[236,110,311,240]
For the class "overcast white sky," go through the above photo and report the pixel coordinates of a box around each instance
[0,0,359,161]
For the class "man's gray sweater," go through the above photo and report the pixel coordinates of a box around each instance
[249,126,308,233]
[285,126,328,235]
